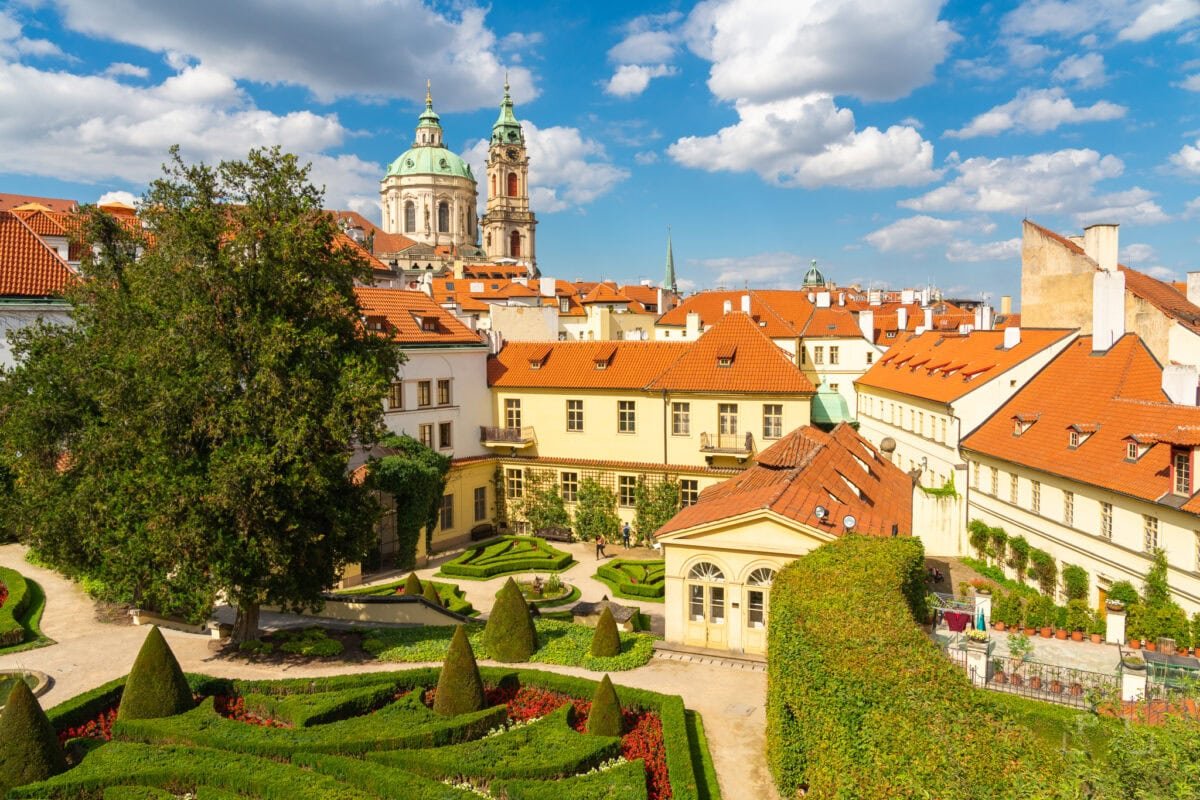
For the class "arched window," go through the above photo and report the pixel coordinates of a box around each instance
[507,172,519,197]
[688,562,725,582]
[403,200,415,233]
[746,567,775,629]
[509,230,521,258]
[437,201,450,233]
[747,567,775,587]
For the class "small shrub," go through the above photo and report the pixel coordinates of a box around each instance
[404,573,423,596]
[589,607,620,658]
[967,519,990,560]
[1061,565,1089,602]
[1029,549,1057,596]
[1007,535,1031,581]
[277,628,344,658]
[1065,599,1092,633]
[0,680,66,793]
[988,526,1008,566]
[117,627,193,721]
[483,578,538,663]
[433,625,485,717]
[586,675,622,737]
[1108,580,1139,607]
[237,639,273,656]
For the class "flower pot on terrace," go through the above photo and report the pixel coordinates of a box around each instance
[1040,627,1053,638]
[1106,600,1125,613]
[1055,629,1068,640]
[994,671,1007,685]
[1070,682,1083,696]
[1128,639,1142,650]
[1030,676,1043,690]
[1145,640,1158,652]
[1024,627,1036,637]
[1051,680,1063,694]
[1071,631,1084,642]
[1090,633,1103,644]
[994,621,1006,632]
[1010,674,1023,687]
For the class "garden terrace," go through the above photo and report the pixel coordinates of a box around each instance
[437,536,574,580]
[594,559,665,602]
[17,667,720,800]
[0,565,49,654]
[334,578,478,616]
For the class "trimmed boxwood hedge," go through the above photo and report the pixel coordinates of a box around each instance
[438,536,573,580]
[767,536,1060,799]
[490,757,648,800]
[0,566,32,647]
[333,578,478,617]
[594,559,665,601]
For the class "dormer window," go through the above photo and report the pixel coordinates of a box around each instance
[365,315,388,332]
[594,359,608,370]
[1012,416,1036,436]
[1067,424,1098,449]
[1173,449,1193,496]
[1124,435,1154,461]
[1127,442,1138,460]
[529,359,543,370]
[1069,430,1079,448]
[421,318,438,332]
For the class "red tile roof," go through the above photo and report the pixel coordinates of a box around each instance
[656,289,813,338]
[961,334,1200,512]
[0,193,78,214]
[489,312,814,394]
[327,210,419,255]
[657,423,913,537]
[856,328,1075,404]
[581,282,631,304]
[353,287,484,346]
[0,211,75,297]
[799,307,863,338]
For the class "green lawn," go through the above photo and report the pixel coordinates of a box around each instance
[436,536,574,580]
[594,559,665,602]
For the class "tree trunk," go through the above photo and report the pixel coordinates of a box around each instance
[232,601,261,644]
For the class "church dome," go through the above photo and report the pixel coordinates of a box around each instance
[385,147,474,180]
[802,259,825,288]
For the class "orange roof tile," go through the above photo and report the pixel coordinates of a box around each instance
[658,423,913,537]
[799,306,863,338]
[657,289,813,338]
[489,340,688,390]
[0,193,78,214]
[353,286,484,346]
[581,282,631,304]
[327,210,418,254]
[1121,266,1200,332]
[857,328,1074,404]
[0,211,75,297]
[961,335,1200,511]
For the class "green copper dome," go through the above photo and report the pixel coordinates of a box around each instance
[802,259,825,288]
[385,147,475,179]
[491,77,523,144]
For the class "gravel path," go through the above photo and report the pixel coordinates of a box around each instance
[0,542,778,800]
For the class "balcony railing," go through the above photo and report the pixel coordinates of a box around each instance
[699,431,754,455]
[480,426,537,448]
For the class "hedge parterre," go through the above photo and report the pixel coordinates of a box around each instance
[21,667,718,800]
[594,559,666,602]
[437,536,574,580]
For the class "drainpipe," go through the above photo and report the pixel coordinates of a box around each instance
[662,389,669,466]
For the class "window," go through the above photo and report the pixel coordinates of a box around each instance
[559,297,569,313]
[438,421,452,449]
[618,400,636,433]
[940,418,947,443]
[829,346,839,365]
[1031,480,1040,514]
[437,379,451,405]
[1174,450,1191,496]
[687,562,725,624]
[680,479,699,507]
[418,423,433,448]
[1013,419,1023,436]
[507,172,519,196]
[672,402,691,435]
[763,404,783,439]
[1127,442,1139,460]
[437,201,449,233]
[990,466,998,496]
[1144,515,1159,551]
[505,398,521,429]
[866,351,874,364]
[1064,491,1074,526]
[505,468,523,499]
[566,399,584,432]
[719,403,738,435]
[918,412,924,437]
[909,409,915,431]
[1101,502,1113,540]
[417,380,432,407]
[561,472,579,503]
[403,200,415,232]
[387,382,404,411]
[972,462,979,489]
[618,475,637,507]
[746,568,775,629]
[510,230,521,258]
[800,347,806,364]
[813,346,825,364]
[439,494,454,530]
[473,486,487,521]
[1010,473,1019,504]
[829,383,839,391]
[1069,430,1080,448]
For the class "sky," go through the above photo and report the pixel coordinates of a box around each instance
[2,0,1200,304]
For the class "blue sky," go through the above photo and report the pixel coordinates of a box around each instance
[2,0,1199,303]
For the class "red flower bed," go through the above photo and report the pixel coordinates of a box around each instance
[0,582,8,611]
[57,706,117,745]
[211,695,291,728]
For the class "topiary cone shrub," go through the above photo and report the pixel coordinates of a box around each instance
[0,680,66,793]
[482,577,538,662]
[404,573,423,596]
[433,624,485,716]
[422,581,442,607]
[590,606,621,657]
[117,626,194,721]
[586,674,622,737]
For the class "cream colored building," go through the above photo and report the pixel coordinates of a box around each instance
[656,424,914,654]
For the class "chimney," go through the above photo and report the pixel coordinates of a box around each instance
[1187,273,1200,307]
[1003,327,1021,348]
[1000,295,1012,315]
[858,310,874,342]
[722,299,732,315]
[1083,223,1119,272]
[741,294,751,314]
[816,291,831,308]
[919,287,932,306]
[1067,235,1085,248]
[686,311,701,339]
[869,290,882,306]
[1092,269,1126,351]
[540,277,556,297]
[973,304,994,331]
[896,307,908,331]
[901,289,915,305]
[1163,364,1200,405]
[838,293,845,306]
[923,308,933,330]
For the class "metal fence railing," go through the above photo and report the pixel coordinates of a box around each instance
[941,642,1119,710]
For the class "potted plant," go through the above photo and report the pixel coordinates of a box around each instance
[1054,604,1069,639]
[1066,599,1091,643]
[993,658,1007,685]
[966,628,990,644]
[1088,614,1105,645]
[1049,666,1064,694]
[1069,677,1084,697]
[970,578,994,596]
[1029,664,1044,690]
[1122,653,1147,672]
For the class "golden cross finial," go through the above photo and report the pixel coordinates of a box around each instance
[425,79,432,106]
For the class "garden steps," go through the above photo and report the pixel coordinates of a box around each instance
[652,641,766,672]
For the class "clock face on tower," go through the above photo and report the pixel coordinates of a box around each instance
[506,147,518,160]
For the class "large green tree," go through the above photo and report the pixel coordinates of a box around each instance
[366,434,450,568]
[573,478,619,542]
[517,470,570,534]
[0,147,401,641]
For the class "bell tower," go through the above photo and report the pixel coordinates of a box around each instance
[481,78,537,272]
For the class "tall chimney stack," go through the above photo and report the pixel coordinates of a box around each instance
[1083,224,1119,272]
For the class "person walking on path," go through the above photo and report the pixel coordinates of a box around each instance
[622,522,632,549]
[595,535,608,559]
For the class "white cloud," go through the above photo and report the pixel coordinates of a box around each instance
[0,9,64,59]
[46,0,535,110]
[102,62,149,79]
[1180,73,1200,90]
[462,122,629,214]
[902,148,1167,226]
[864,215,962,253]
[605,64,677,98]
[688,251,814,289]
[1119,0,1200,41]
[634,150,659,165]
[1121,242,1158,263]
[96,190,138,206]
[945,88,1126,138]
[1007,40,1055,68]
[1052,53,1107,87]
[609,29,678,64]
[1185,197,1200,217]
[1171,138,1200,173]
[683,0,957,104]
[669,94,939,189]
[1145,265,1179,280]
[945,238,1022,262]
